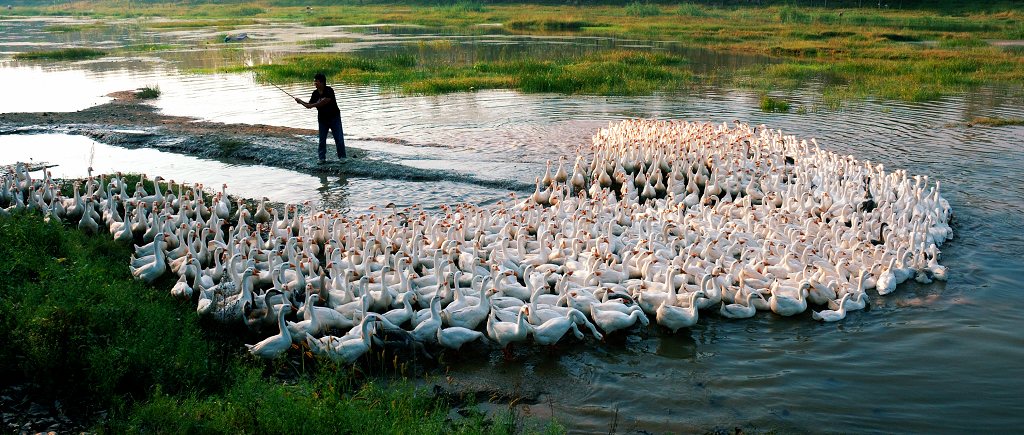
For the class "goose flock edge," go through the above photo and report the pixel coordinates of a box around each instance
[0,119,954,363]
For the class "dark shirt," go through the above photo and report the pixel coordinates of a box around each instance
[310,86,341,122]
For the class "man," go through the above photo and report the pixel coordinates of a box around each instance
[295,72,346,162]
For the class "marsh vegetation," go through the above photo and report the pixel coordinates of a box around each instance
[5,1,1021,106]
[233,48,691,96]
[13,47,107,61]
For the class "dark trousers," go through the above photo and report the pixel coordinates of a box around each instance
[318,116,345,160]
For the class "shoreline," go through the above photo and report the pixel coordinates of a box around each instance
[0,92,534,192]
[0,91,353,173]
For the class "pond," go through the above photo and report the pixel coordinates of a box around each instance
[2,17,1023,433]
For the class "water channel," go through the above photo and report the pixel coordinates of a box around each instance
[2,17,1023,433]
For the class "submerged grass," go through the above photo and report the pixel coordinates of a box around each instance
[42,22,109,32]
[237,49,691,96]
[13,47,107,61]
[303,38,336,49]
[117,43,178,52]
[143,18,264,29]
[0,192,558,433]
[970,116,1024,126]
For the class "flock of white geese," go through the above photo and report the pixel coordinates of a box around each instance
[1,120,953,363]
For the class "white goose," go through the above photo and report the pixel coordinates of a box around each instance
[246,305,293,359]
[876,257,897,295]
[531,308,600,345]
[410,295,443,343]
[768,281,810,317]
[656,282,704,333]
[590,303,649,335]
[306,313,376,364]
[486,305,532,352]
[719,290,762,319]
[129,233,167,284]
[436,323,484,350]
[812,293,851,322]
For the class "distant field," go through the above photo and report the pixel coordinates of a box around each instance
[5,1,1022,103]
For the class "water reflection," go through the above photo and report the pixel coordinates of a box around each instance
[316,172,350,215]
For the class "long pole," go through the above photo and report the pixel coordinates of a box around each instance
[271,83,297,99]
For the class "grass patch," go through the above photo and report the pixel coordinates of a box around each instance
[301,37,357,48]
[0,210,233,417]
[970,116,1024,126]
[143,18,263,29]
[238,48,691,96]
[13,48,106,61]
[759,95,790,112]
[135,85,160,99]
[505,19,593,32]
[937,35,989,48]
[676,3,721,18]
[444,0,487,14]
[304,38,335,49]
[736,33,1022,103]
[118,43,177,52]
[42,23,108,32]
[625,1,660,18]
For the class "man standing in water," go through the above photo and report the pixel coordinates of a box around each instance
[295,72,346,162]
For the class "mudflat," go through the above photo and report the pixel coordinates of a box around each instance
[0,91,356,173]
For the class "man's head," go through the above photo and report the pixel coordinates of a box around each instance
[314,72,327,90]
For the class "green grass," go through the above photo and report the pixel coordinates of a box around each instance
[301,37,358,48]
[0,190,559,433]
[739,48,1009,104]
[759,95,790,112]
[235,49,691,96]
[6,1,1024,105]
[625,1,660,17]
[143,18,264,29]
[504,19,594,32]
[42,23,109,32]
[676,3,721,18]
[13,47,107,61]
[444,0,487,14]
[119,43,178,52]
[135,85,161,99]
[0,210,230,411]
[304,38,336,48]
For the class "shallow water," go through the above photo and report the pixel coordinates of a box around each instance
[2,18,1024,433]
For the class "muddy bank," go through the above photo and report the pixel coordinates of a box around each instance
[0,93,533,192]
